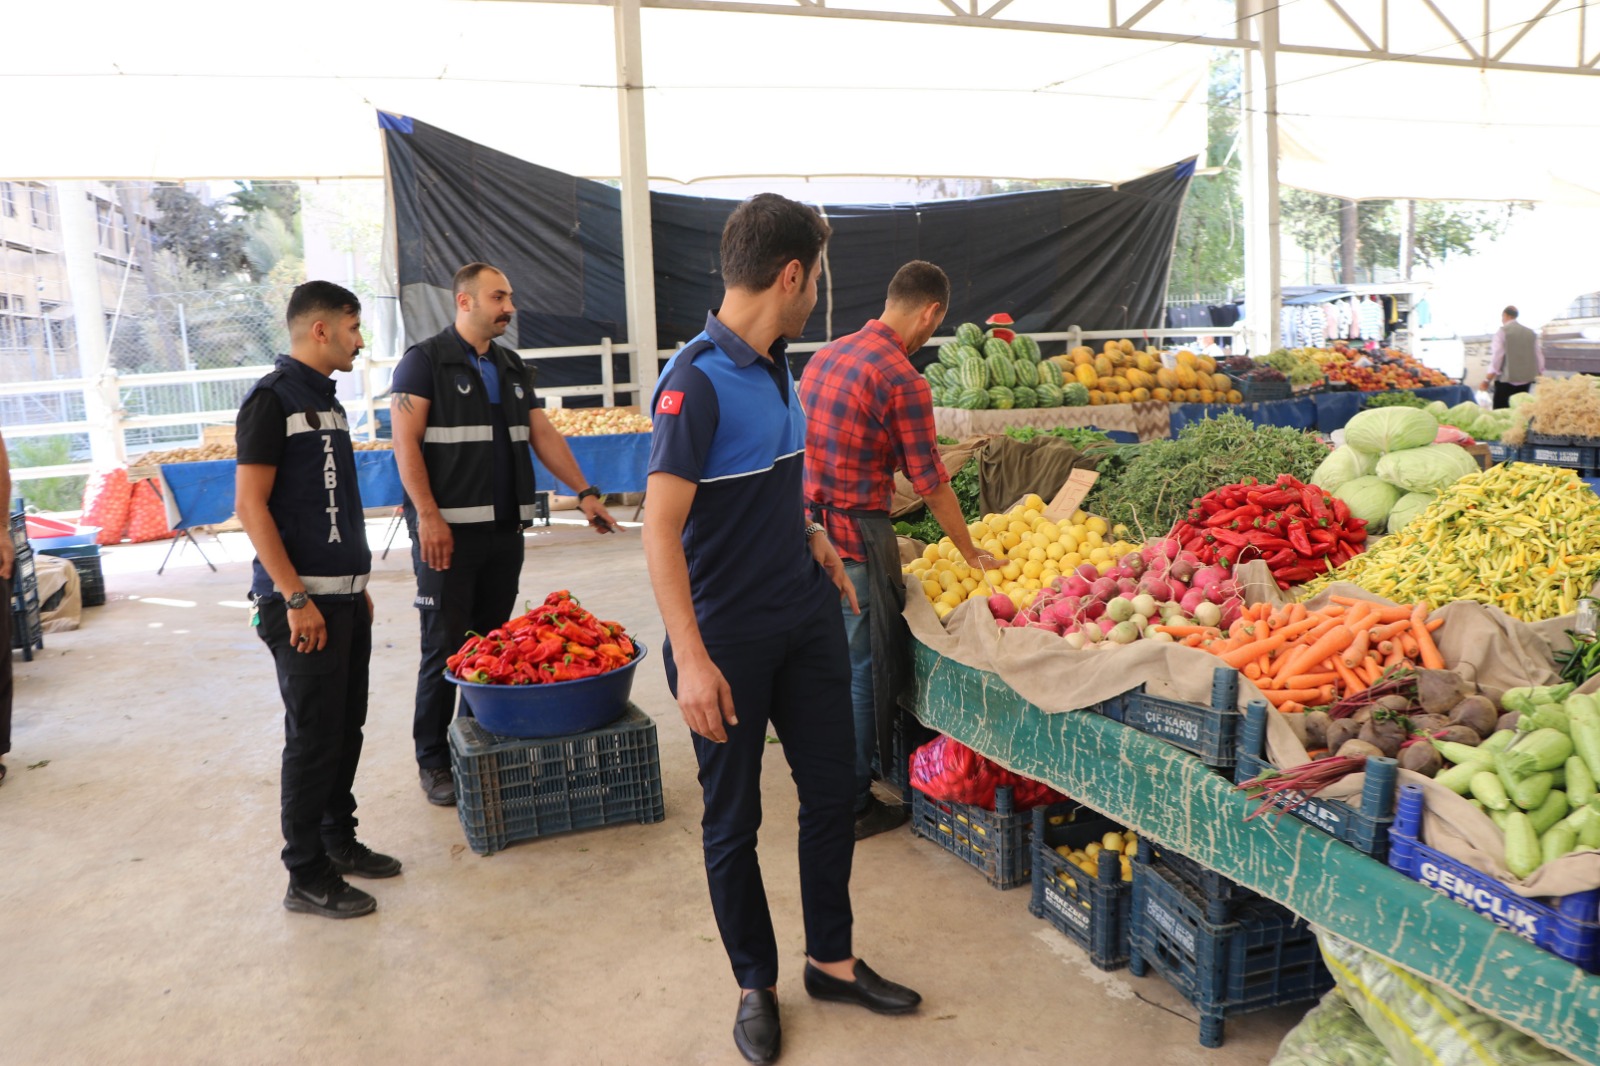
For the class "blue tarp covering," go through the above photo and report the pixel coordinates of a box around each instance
[159,435,650,529]
[1168,385,1476,438]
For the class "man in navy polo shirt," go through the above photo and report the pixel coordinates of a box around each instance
[644,194,922,1065]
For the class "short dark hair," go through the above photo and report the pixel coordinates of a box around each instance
[1504,305,1520,319]
[454,262,506,295]
[719,194,831,292]
[286,281,360,328]
[887,260,950,310]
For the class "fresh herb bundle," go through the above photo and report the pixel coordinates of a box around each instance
[1084,414,1329,540]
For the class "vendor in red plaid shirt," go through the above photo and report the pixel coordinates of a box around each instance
[797,261,1000,839]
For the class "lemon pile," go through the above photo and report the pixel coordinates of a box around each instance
[903,494,1138,619]
[1055,829,1138,887]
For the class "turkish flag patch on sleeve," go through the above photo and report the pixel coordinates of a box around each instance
[657,390,685,416]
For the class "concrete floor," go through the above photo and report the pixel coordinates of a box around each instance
[2,517,1306,1065]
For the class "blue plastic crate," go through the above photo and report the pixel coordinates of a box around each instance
[1485,441,1518,464]
[910,784,1033,889]
[1101,666,1240,769]
[1129,854,1331,1047]
[1388,783,1600,972]
[1233,700,1397,860]
[39,543,104,607]
[449,703,665,856]
[888,700,937,801]
[1147,840,1256,923]
[1029,803,1132,970]
[1524,442,1598,472]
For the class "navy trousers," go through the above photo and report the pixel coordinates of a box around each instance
[665,592,857,990]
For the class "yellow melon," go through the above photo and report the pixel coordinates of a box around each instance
[1176,351,1198,369]
[1071,350,1094,367]
[1102,341,1120,355]
[1156,368,1180,391]
[1118,390,1134,404]
[1199,389,1216,404]
[1118,339,1135,354]
[1075,364,1098,388]
[1188,389,1204,403]
[1132,387,1151,402]
[1135,352,1160,373]
[1211,373,1230,393]
[1071,345,1096,361]
[1088,390,1106,406]
[1227,389,1243,404]
[1197,355,1218,375]
[1093,355,1115,379]
[1152,387,1172,402]
[1175,365,1198,389]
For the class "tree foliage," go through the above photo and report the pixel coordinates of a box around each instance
[1278,192,1524,280]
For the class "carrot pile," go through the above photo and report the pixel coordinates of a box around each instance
[1151,595,1445,713]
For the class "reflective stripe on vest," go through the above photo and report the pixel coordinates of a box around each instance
[437,504,498,524]
[302,573,371,596]
[286,410,350,436]
[424,424,494,444]
[519,502,539,521]
[508,425,530,443]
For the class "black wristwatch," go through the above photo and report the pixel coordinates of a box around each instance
[285,591,309,610]
[577,485,602,502]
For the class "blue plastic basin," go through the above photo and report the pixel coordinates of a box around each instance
[445,641,648,738]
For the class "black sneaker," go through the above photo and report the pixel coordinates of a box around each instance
[283,874,377,919]
[420,766,455,806]
[854,796,909,841]
[326,840,402,879]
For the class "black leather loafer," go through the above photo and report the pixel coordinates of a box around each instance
[803,960,921,1015]
[733,989,781,1064]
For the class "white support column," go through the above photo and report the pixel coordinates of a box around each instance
[1239,0,1282,356]
[614,0,659,405]
[57,181,125,466]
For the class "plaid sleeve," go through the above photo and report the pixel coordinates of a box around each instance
[888,373,948,496]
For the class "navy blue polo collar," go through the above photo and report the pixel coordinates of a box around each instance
[454,327,495,362]
[705,311,788,368]
[276,354,337,397]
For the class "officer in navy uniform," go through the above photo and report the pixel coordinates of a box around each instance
[390,262,619,807]
[236,281,399,920]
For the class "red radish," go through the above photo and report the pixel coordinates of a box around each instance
[988,593,1016,621]
[1075,563,1101,582]
[1089,576,1119,601]
[1167,579,1189,599]
[1169,558,1196,584]
[1138,575,1174,602]
[1180,587,1208,614]
[1141,538,1181,566]
[1082,600,1107,621]
[1219,602,1243,628]
[1061,575,1091,598]
[1097,617,1118,635]
[1122,553,1146,576]
[1115,578,1140,598]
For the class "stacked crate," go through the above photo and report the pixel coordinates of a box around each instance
[10,512,42,660]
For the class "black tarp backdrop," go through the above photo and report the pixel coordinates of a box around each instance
[382,113,1194,392]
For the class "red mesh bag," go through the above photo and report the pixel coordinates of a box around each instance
[126,478,175,543]
[81,468,132,546]
[909,735,1065,811]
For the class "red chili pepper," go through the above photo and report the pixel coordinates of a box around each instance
[1308,528,1337,547]
[1276,565,1316,583]
[1211,528,1250,547]
[1287,524,1314,556]
[1331,497,1352,524]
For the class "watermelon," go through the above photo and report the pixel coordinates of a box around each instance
[957,355,989,391]
[955,322,985,349]
[1013,359,1039,388]
[936,341,965,368]
[986,352,1016,388]
[1037,360,1063,388]
[1035,383,1064,407]
[1012,385,1038,409]
[984,337,1012,361]
[956,343,983,364]
[988,386,1015,410]
[1011,335,1042,362]
[955,387,989,410]
[925,363,949,388]
[1062,382,1090,407]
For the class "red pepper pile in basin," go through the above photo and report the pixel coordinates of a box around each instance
[448,590,635,684]
[1169,475,1367,590]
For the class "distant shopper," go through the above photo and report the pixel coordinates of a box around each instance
[0,429,11,788]
[389,262,618,808]
[643,194,922,1066]
[236,281,398,919]
[1486,305,1544,408]
[797,260,998,839]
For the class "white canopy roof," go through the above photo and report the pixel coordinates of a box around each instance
[1,0,1210,185]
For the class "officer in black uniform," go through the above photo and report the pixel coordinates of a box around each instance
[390,262,619,807]
[236,281,400,920]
